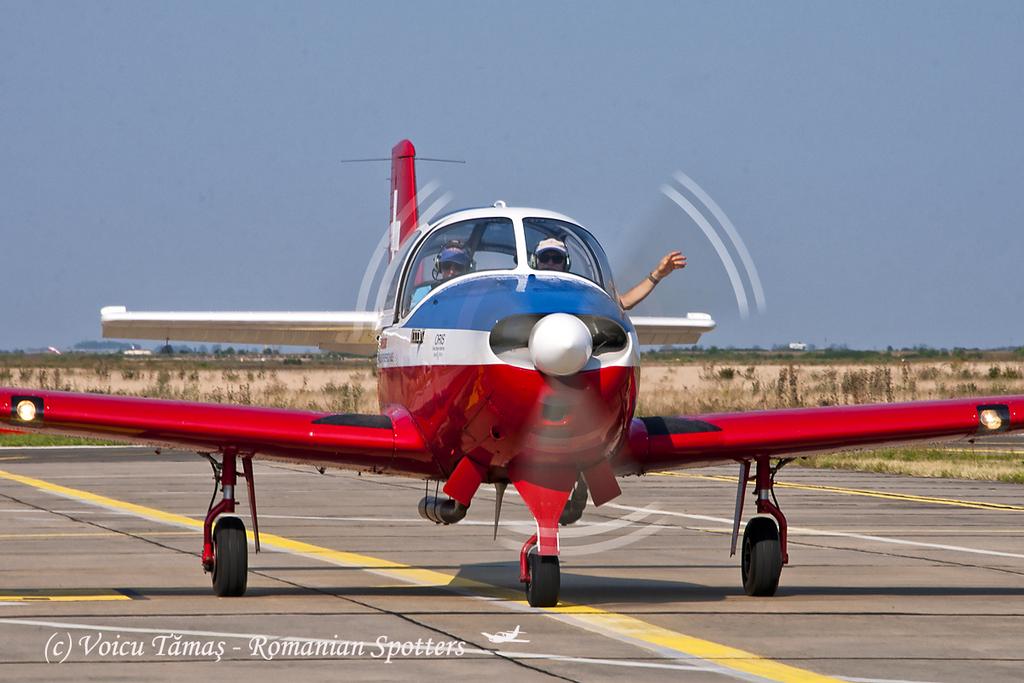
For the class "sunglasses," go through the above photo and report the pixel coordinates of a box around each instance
[538,252,565,265]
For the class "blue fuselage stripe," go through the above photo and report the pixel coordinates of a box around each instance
[403,275,630,332]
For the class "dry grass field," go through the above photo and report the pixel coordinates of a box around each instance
[5,357,1024,415]
[637,360,1024,414]
[2,355,1023,482]
[0,360,378,413]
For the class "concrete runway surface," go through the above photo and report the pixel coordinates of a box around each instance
[0,446,1020,682]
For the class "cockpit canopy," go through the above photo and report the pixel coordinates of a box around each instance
[378,208,618,320]
[401,217,517,313]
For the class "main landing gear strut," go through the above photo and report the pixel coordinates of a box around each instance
[733,456,791,597]
[200,447,260,597]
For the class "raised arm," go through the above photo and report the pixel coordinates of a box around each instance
[618,250,687,310]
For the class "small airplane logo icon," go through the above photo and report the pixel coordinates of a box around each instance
[480,625,530,644]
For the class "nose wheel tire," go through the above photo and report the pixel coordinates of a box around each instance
[212,516,248,597]
[741,516,782,597]
[525,553,560,607]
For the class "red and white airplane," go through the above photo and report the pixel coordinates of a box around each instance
[2,139,1020,607]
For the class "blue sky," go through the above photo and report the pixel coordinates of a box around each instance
[2,1,1022,349]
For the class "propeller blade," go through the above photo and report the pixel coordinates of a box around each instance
[493,481,507,540]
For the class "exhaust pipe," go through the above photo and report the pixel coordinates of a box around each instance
[418,496,468,525]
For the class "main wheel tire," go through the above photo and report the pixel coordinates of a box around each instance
[525,553,560,607]
[741,516,782,597]
[212,516,248,597]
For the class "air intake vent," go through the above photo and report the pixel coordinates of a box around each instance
[489,314,628,359]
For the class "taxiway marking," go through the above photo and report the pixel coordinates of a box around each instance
[609,504,1024,560]
[0,446,140,451]
[0,594,131,603]
[0,617,720,673]
[0,467,840,682]
[654,472,1024,512]
[0,531,194,540]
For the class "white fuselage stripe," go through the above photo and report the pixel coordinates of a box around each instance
[377,327,637,370]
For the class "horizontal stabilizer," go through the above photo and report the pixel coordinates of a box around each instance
[630,313,716,346]
[101,307,379,353]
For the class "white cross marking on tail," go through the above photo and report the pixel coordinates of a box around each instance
[390,189,401,256]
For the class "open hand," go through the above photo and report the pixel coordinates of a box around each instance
[653,251,687,280]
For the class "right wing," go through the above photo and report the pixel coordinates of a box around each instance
[1,388,432,475]
[629,313,716,346]
[101,307,380,353]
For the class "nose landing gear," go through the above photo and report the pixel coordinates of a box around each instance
[510,464,576,608]
[519,533,561,607]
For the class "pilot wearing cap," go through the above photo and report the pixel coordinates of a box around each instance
[434,241,472,281]
[531,238,686,310]
[532,238,571,271]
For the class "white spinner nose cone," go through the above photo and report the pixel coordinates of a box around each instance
[528,313,593,376]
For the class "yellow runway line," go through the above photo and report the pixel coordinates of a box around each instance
[546,604,840,682]
[0,467,843,681]
[0,468,471,589]
[0,594,132,603]
[655,471,1024,512]
[0,531,195,540]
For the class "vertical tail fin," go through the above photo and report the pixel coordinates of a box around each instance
[389,139,419,260]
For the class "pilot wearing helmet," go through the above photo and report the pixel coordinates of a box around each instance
[410,240,473,307]
[531,238,686,310]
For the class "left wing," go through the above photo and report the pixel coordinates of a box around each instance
[0,388,432,475]
[629,313,716,346]
[618,395,1022,473]
[101,307,380,353]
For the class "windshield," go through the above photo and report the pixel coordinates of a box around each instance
[400,217,517,316]
[524,217,616,296]
[376,227,422,315]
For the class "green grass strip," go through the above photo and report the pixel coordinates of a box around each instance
[0,433,124,447]
[796,447,1024,484]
